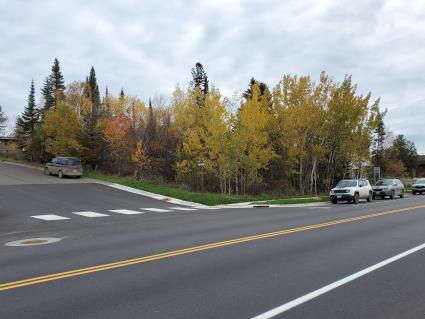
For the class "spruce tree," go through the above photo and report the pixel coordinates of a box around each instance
[190,62,209,95]
[20,80,39,137]
[144,98,156,156]
[190,62,209,108]
[103,86,111,117]
[372,108,387,170]
[41,58,65,114]
[41,76,55,113]
[80,67,103,168]
[0,105,7,135]
[51,58,65,93]
[88,67,100,121]
[240,78,272,114]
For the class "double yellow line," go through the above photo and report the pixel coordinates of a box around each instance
[2,204,425,292]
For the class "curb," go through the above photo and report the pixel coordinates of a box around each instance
[88,179,210,208]
[2,160,44,171]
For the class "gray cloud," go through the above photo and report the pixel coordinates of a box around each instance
[0,0,424,151]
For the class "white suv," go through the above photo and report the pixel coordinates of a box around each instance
[330,179,373,204]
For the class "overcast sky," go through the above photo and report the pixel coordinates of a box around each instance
[0,0,424,152]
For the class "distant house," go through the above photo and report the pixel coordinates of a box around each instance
[0,136,18,153]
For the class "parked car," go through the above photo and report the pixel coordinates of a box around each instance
[44,156,83,178]
[372,178,405,199]
[412,178,425,195]
[330,179,373,204]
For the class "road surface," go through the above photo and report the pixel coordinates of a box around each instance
[1,162,425,318]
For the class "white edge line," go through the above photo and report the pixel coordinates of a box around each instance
[251,242,425,319]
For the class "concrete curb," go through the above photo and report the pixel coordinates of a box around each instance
[88,179,210,208]
[215,201,330,209]
[2,160,44,171]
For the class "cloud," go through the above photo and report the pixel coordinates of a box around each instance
[0,0,424,152]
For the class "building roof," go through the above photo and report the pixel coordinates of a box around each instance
[0,136,17,141]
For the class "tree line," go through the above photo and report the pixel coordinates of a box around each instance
[12,59,419,195]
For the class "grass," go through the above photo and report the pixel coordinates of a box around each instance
[85,171,328,206]
[0,153,13,161]
[84,171,279,206]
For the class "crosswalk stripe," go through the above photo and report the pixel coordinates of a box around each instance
[142,208,172,212]
[168,207,198,211]
[31,214,70,221]
[108,209,145,215]
[73,211,109,218]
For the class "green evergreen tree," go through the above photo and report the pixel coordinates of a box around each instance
[144,98,156,156]
[41,76,55,113]
[41,58,65,114]
[80,67,103,169]
[20,80,39,137]
[51,58,65,93]
[191,62,209,94]
[16,80,41,160]
[0,105,7,135]
[372,108,387,171]
[393,134,418,176]
[242,77,272,112]
[190,62,209,107]
[88,67,100,122]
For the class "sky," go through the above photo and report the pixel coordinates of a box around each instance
[0,0,424,152]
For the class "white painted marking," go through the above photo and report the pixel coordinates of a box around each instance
[73,211,109,218]
[142,208,172,213]
[108,209,145,215]
[168,207,198,211]
[250,242,425,319]
[5,237,62,247]
[31,214,70,221]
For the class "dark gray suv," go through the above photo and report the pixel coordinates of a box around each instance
[44,156,83,178]
[372,178,405,199]
[412,178,425,195]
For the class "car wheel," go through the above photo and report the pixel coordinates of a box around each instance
[367,192,373,202]
[413,191,417,195]
[44,167,50,176]
[75,176,81,179]
[420,192,423,195]
[353,193,359,204]
[331,198,337,204]
[58,170,64,179]
[400,190,404,198]
[390,190,395,199]
[381,195,385,200]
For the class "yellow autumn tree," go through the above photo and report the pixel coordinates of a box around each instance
[174,86,229,191]
[40,103,83,157]
[131,141,150,180]
[234,83,276,194]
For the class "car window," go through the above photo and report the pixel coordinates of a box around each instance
[376,180,392,186]
[416,179,425,184]
[67,159,82,166]
[336,180,357,188]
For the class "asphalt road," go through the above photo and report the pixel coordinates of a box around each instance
[1,162,425,318]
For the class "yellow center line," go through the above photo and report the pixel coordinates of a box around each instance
[1,204,425,292]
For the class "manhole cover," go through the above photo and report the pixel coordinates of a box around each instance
[5,237,62,247]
